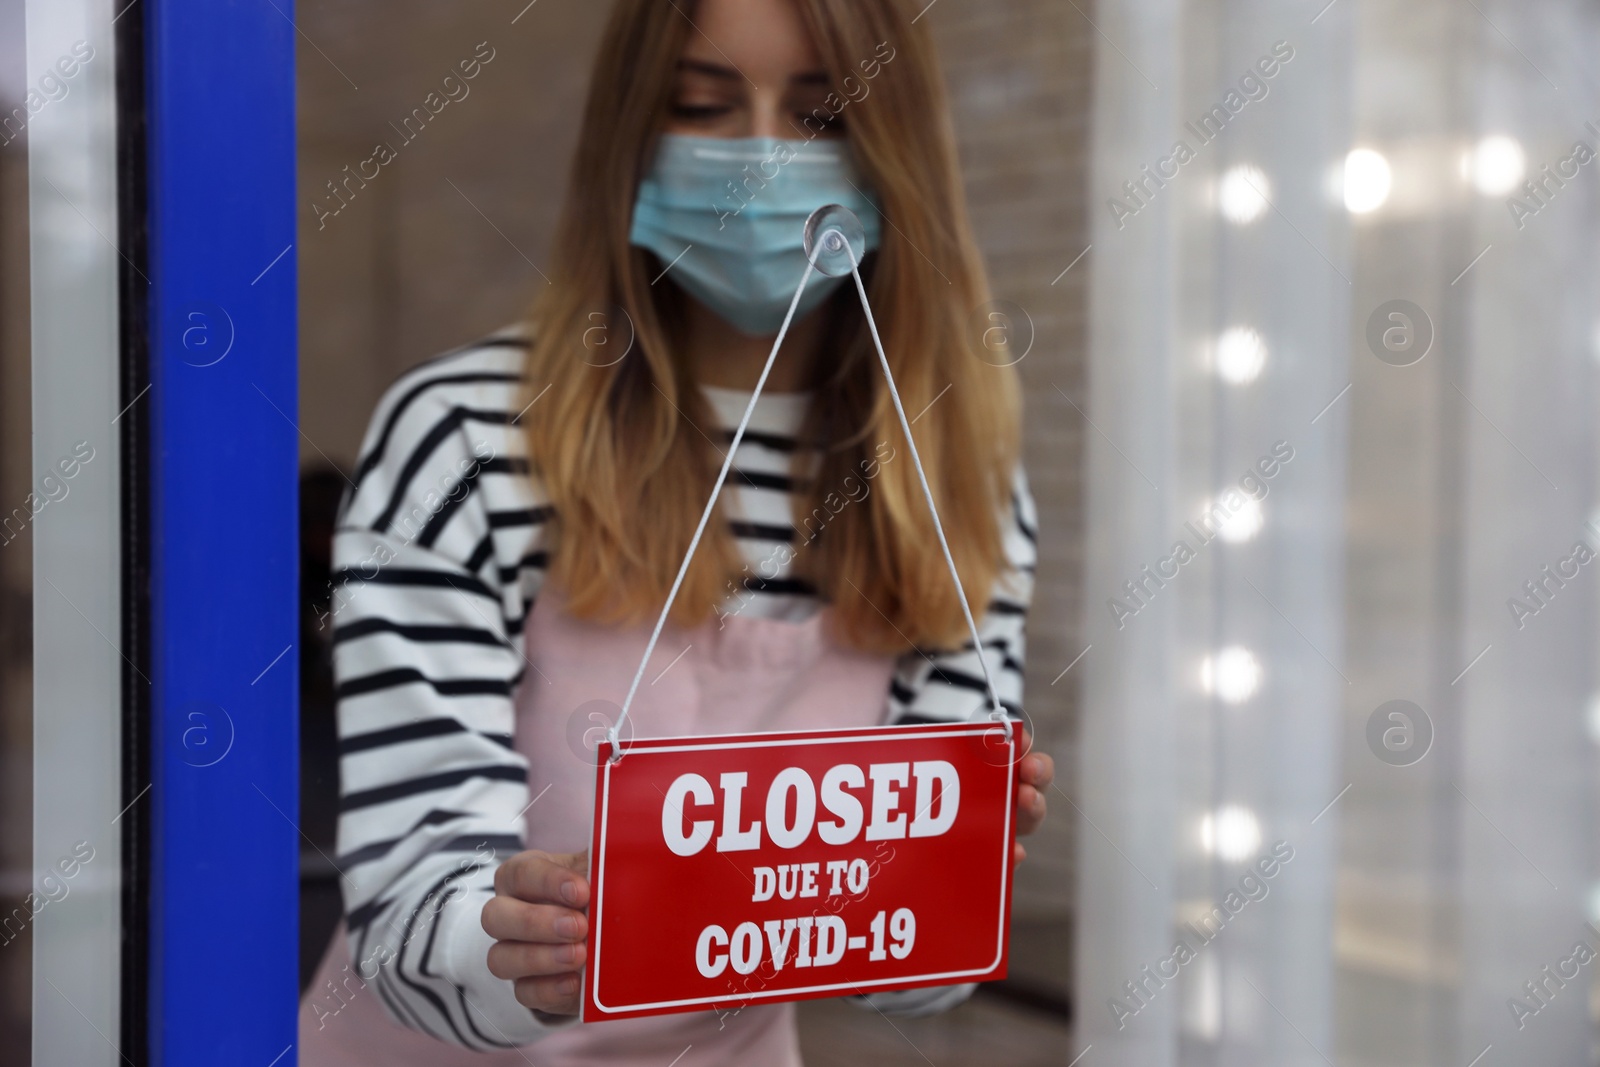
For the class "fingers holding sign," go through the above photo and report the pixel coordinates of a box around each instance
[484,849,590,1015]
[1012,728,1054,867]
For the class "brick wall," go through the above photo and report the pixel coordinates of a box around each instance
[925,0,1092,1000]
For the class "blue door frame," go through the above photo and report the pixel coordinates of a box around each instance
[144,0,300,1061]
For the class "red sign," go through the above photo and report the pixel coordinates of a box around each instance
[582,721,1016,1022]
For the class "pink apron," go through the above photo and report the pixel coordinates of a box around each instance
[299,589,895,1065]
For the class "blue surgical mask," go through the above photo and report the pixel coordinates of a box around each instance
[630,134,881,336]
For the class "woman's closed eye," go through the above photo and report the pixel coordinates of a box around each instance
[792,106,843,135]
[669,100,737,123]
[788,79,845,136]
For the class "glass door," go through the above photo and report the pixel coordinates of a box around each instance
[22,0,301,1063]
[23,0,128,1061]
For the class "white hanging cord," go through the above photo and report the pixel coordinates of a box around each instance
[606,223,1012,760]
[606,242,826,760]
[841,241,1011,739]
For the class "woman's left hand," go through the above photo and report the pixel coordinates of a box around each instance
[1012,728,1053,867]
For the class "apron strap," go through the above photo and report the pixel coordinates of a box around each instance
[608,211,1008,761]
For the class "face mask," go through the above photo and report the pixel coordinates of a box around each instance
[629,134,881,336]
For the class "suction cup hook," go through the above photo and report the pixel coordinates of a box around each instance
[804,204,867,277]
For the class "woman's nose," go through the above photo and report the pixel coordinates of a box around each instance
[748,89,788,140]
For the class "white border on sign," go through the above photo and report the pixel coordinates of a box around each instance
[588,723,1016,1014]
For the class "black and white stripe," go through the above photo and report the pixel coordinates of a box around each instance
[329,333,1036,1048]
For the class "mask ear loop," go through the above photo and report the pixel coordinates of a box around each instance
[605,239,828,763]
[835,234,1012,746]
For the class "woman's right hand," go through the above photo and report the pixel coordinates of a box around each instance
[482,849,590,1016]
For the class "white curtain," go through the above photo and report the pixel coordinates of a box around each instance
[1075,0,1599,1064]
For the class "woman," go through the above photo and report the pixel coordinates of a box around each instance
[299,0,1053,1062]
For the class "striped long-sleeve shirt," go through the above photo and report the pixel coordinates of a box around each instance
[328,330,1037,1049]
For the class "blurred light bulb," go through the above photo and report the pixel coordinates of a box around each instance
[1589,883,1600,925]
[1344,148,1392,213]
[1587,691,1600,744]
[1215,495,1264,543]
[1214,326,1267,384]
[1183,952,1221,1039]
[1199,804,1262,861]
[1200,646,1261,704]
[1468,135,1525,196]
[1219,165,1271,224]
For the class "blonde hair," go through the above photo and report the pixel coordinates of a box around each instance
[522,0,1020,654]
